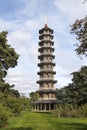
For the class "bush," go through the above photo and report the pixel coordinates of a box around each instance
[19,97,31,111]
[0,104,11,128]
[52,104,87,118]
[4,97,22,116]
[81,103,87,117]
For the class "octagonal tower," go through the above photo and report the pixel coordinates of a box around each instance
[32,24,57,111]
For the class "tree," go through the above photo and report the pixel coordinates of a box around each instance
[71,16,87,57]
[0,31,19,96]
[71,66,87,105]
[56,66,87,105]
[29,92,39,102]
[70,16,87,103]
[10,89,20,98]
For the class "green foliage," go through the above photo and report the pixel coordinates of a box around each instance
[56,66,87,105]
[81,104,87,117]
[71,16,87,57]
[52,104,87,118]
[19,97,31,111]
[0,31,19,98]
[29,92,39,102]
[4,97,22,116]
[0,104,12,128]
[10,89,20,98]
[1,111,87,130]
[0,31,19,71]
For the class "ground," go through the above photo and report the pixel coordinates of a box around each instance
[2,111,87,130]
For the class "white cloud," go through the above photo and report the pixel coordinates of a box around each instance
[15,0,38,18]
[54,0,87,19]
[5,68,38,94]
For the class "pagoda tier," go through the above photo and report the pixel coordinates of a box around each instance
[38,47,54,52]
[38,62,55,67]
[37,70,56,75]
[39,34,53,40]
[39,41,54,46]
[38,54,55,59]
[37,79,57,84]
[37,89,56,93]
[39,25,53,34]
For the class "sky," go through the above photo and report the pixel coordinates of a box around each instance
[0,0,87,97]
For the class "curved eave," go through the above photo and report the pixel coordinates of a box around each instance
[37,89,56,93]
[37,71,56,75]
[39,28,53,34]
[37,79,57,84]
[39,41,54,46]
[38,62,55,67]
[38,47,54,52]
[32,100,58,104]
[38,54,55,59]
[39,35,53,40]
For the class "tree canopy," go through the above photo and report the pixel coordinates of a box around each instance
[71,16,87,57]
[0,31,19,96]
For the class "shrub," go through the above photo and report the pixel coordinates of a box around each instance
[4,97,21,116]
[81,103,87,117]
[0,104,11,128]
[52,104,87,118]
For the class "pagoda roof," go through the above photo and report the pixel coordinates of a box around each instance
[37,79,57,84]
[38,54,55,59]
[32,99,59,104]
[38,62,55,67]
[39,34,53,40]
[37,70,56,75]
[39,41,54,46]
[39,24,53,34]
[38,47,54,52]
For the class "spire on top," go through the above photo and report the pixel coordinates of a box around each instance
[44,11,48,28]
[44,24,48,28]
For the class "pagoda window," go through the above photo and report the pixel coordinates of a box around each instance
[48,93,51,98]
[44,65,47,69]
[41,84,44,88]
[48,43,50,46]
[44,73,47,78]
[40,75,42,79]
[48,83,52,88]
[44,50,47,53]
[53,94,55,98]
[47,31,49,34]
[45,83,48,88]
[47,83,49,88]
[44,83,46,87]
[40,66,43,70]
[43,31,46,34]
[43,43,45,46]
[41,94,43,98]
[47,36,50,40]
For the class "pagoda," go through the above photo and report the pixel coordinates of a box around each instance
[32,24,57,111]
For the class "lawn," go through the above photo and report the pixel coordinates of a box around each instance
[1,111,87,130]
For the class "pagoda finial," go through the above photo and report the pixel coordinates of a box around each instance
[44,10,48,28]
[44,24,48,28]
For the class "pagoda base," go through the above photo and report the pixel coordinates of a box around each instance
[32,100,58,111]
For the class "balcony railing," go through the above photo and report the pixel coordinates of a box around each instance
[38,98,56,100]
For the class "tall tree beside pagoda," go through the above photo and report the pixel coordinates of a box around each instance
[0,31,19,97]
[71,16,87,58]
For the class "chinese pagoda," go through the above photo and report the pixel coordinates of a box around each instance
[32,24,57,111]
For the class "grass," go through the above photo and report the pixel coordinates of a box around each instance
[1,111,87,130]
